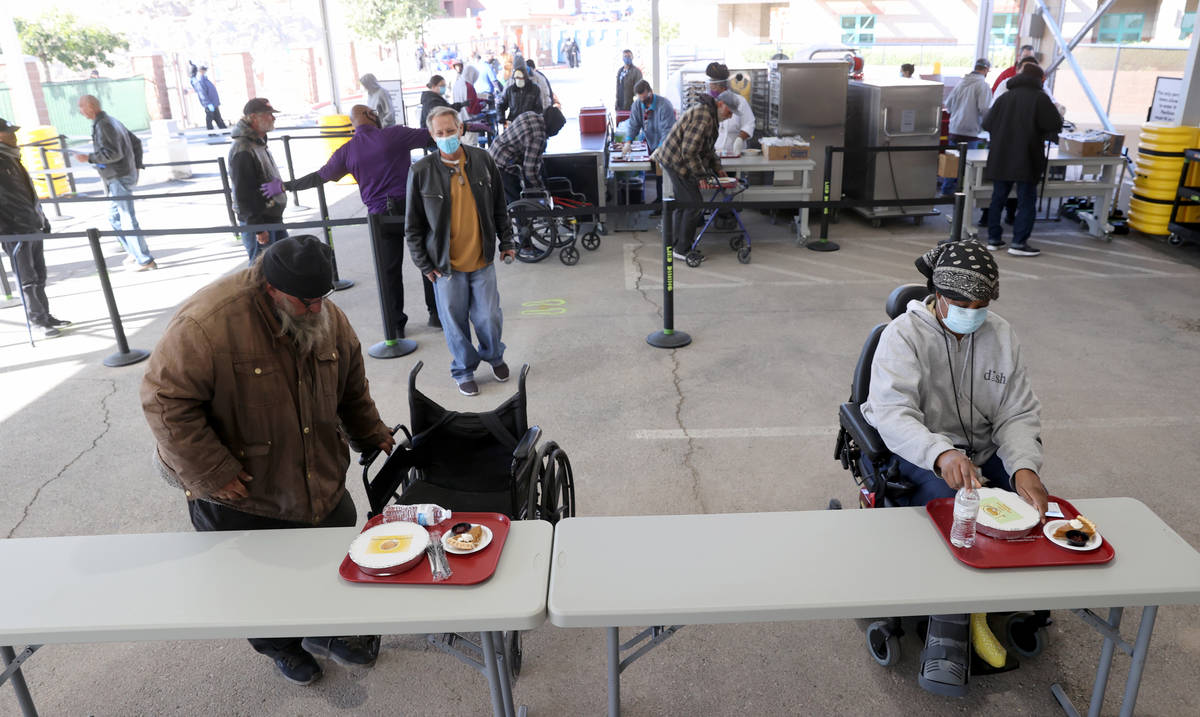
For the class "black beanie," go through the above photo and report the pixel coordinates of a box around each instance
[705,62,730,81]
[262,235,334,299]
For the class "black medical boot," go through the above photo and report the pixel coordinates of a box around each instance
[302,635,380,668]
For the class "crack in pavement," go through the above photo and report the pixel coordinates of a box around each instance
[6,378,118,539]
[633,233,707,513]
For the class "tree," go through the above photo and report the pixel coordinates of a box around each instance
[346,0,443,44]
[16,12,129,83]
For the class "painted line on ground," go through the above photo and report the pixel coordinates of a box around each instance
[1033,239,1188,266]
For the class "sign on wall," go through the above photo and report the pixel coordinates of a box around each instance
[1149,76,1183,123]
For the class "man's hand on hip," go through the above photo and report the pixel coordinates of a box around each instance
[212,471,253,501]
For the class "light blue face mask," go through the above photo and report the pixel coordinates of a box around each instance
[435,135,461,155]
[940,297,988,334]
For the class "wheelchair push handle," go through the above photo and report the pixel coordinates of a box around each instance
[358,423,411,466]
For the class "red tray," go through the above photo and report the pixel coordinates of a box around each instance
[926,495,1114,569]
[339,512,510,586]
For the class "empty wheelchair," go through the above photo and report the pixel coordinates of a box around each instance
[359,361,575,680]
[832,284,1050,668]
[506,177,599,266]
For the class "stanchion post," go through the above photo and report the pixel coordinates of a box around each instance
[808,145,840,252]
[86,228,150,367]
[59,135,78,195]
[365,213,417,359]
[316,182,355,291]
[281,135,310,209]
[647,196,691,348]
[216,156,238,236]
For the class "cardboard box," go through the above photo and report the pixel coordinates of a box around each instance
[763,143,810,160]
[938,150,960,179]
[1058,131,1124,157]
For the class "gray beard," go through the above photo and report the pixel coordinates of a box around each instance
[273,300,333,355]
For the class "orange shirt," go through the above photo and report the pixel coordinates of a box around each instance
[441,154,487,273]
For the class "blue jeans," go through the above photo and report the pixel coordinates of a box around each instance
[106,177,153,265]
[432,263,505,382]
[862,452,1013,507]
[987,180,1038,247]
[240,225,288,265]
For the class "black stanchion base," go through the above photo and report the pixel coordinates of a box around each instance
[333,279,355,291]
[368,338,418,359]
[646,330,692,349]
[807,240,841,252]
[103,348,151,368]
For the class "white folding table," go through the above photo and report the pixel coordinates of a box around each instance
[547,498,1200,717]
[0,520,553,717]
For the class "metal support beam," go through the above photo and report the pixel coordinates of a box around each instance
[1044,0,1119,78]
[318,0,341,115]
[651,0,661,92]
[1034,0,1115,132]
[975,0,995,65]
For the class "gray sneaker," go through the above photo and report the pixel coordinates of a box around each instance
[457,379,479,396]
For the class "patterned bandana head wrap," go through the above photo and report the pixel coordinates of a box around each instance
[914,240,999,302]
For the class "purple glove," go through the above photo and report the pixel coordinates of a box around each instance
[260,178,284,197]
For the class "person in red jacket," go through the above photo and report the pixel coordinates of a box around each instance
[992,45,1035,93]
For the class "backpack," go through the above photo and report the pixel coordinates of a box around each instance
[127,130,145,170]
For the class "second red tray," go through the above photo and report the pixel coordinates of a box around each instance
[926,495,1114,569]
[339,512,510,586]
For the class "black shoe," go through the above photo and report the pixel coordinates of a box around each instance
[986,240,1006,251]
[1007,244,1041,257]
[45,316,72,327]
[273,646,322,685]
[457,379,480,396]
[491,362,510,382]
[302,635,380,668]
[40,325,61,339]
[427,314,442,329]
[649,207,662,217]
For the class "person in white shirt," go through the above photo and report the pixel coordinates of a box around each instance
[705,62,755,153]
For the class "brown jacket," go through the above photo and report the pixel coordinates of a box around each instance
[141,268,390,524]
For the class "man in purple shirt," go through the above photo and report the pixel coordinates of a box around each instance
[263,105,438,334]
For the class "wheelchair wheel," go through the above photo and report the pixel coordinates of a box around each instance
[526,440,575,525]
[1002,612,1049,658]
[737,246,751,264]
[729,234,746,251]
[560,245,580,265]
[685,250,703,268]
[866,620,901,667]
[504,630,523,681]
[509,199,556,263]
[581,231,601,250]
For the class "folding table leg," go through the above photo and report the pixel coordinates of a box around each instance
[1086,607,1123,717]
[1118,606,1158,717]
[1,646,38,717]
[607,627,621,717]
[479,632,508,717]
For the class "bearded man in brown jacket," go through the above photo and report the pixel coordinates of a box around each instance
[141,234,395,686]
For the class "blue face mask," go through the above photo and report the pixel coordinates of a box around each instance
[623,56,633,66]
[941,297,988,334]
[435,135,461,155]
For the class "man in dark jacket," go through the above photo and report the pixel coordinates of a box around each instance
[0,117,71,337]
[142,235,394,686]
[615,49,642,112]
[190,64,225,130]
[497,67,542,125]
[980,64,1063,257]
[229,98,288,264]
[406,107,516,396]
[418,75,462,141]
[74,95,157,270]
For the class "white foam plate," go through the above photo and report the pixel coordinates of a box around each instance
[1043,519,1103,551]
[348,521,430,572]
[742,148,761,156]
[442,524,494,555]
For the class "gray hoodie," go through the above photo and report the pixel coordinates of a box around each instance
[945,71,991,138]
[862,298,1042,477]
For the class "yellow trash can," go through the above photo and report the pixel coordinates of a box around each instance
[318,115,356,185]
[1129,123,1200,235]
[17,125,71,200]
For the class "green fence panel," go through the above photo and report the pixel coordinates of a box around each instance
[41,77,150,137]
[0,86,12,121]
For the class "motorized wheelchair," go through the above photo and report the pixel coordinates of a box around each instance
[359,361,575,680]
[832,284,1050,670]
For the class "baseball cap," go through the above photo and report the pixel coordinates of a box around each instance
[975,58,992,70]
[243,98,279,116]
[0,118,20,133]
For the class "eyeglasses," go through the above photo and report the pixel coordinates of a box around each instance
[297,288,335,310]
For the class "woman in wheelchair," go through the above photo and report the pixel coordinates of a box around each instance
[859,240,1050,697]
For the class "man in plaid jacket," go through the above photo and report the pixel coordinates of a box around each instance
[489,106,566,205]
[651,92,736,261]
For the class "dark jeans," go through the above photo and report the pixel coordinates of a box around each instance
[862,452,1013,507]
[662,165,702,253]
[3,240,50,324]
[500,169,524,206]
[188,491,358,658]
[987,180,1038,247]
[205,107,227,130]
[375,201,437,335]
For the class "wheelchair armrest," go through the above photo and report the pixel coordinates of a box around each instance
[359,423,411,466]
[837,403,891,465]
[513,425,542,460]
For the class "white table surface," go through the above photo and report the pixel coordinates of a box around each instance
[964,147,1126,166]
[0,520,552,645]
[548,498,1200,628]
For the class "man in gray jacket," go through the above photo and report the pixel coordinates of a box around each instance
[74,95,156,270]
[861,240,1049,698]
[939,58,991,195]
[229,98,288,263]
[360,74,395,127]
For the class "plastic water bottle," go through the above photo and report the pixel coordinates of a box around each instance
[949,486,980,548]
[382,503,452,526]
